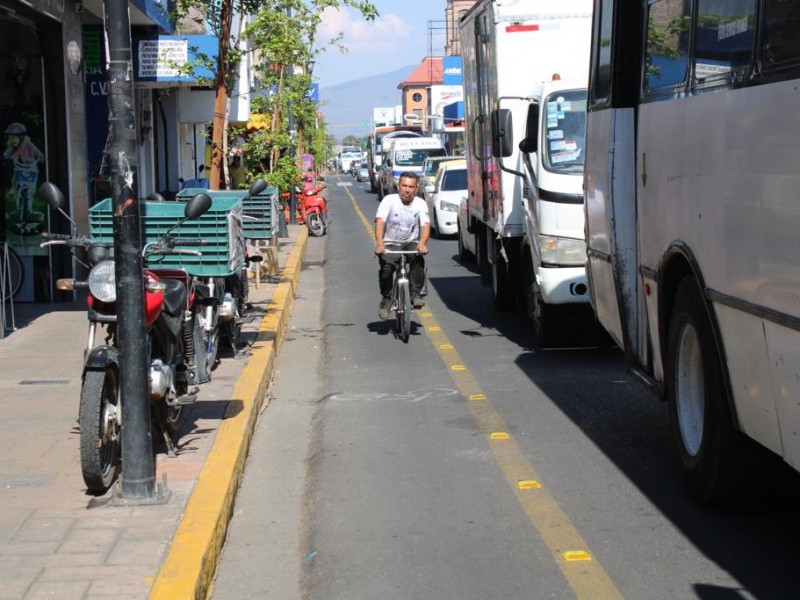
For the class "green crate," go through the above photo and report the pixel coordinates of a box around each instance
[242,188,279,240]
[178,187,280,240]
[89,197,245,277]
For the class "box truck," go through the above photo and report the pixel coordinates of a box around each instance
[459,0,593,346]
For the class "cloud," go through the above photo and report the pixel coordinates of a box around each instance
[318,7,411,53]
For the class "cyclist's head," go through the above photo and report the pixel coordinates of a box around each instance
[398,172,419,202]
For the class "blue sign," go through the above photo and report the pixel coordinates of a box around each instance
[443,56,463,85]
[307,83,320,103]
[132,35,218,83]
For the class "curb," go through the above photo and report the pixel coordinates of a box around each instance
[149,227,309,599]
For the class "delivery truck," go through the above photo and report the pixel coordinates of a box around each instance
[459,0,593,346]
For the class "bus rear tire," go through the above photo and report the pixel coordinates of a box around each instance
[666,277,736,505]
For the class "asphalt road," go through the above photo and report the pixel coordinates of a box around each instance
[212,176,800,600]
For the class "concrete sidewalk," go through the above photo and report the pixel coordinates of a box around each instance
[0,225,308,599]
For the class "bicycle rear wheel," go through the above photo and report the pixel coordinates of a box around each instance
[1,244,23,302]
[396,279,411,343]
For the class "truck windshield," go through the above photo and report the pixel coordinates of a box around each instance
[395,148,446,167]
[543,90,587,175]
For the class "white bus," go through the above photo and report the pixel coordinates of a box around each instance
[585,0,800,503]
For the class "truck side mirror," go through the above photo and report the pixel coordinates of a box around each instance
[491,108,514,158]
[519,102,540,154]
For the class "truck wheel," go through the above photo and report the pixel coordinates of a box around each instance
[476,228,491,287]
[491,251,516,310]
[457,226,473,262]
[666,277,736,504]
[531,287,561,348]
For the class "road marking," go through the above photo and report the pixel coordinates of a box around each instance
[518,480,542,489]
[337,182,353,187]
[347,174,622,599]
[490,432,510,440]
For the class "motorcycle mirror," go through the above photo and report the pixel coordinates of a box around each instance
[40,182,66,210]
[148,192,167,202]
[249,178,268,197]
[184,193,212,219]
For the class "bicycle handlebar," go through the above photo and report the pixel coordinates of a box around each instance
[40,232,73,241]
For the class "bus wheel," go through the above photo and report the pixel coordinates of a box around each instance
[666,277,736,505]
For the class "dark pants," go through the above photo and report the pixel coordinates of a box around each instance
[379,243,425,300]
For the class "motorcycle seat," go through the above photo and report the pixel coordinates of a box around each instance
[161,278,187,317]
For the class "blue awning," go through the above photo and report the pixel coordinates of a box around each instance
[443,101,464,121]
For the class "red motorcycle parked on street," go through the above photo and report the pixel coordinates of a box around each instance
[283,183,328,237]
[41,182,213,495]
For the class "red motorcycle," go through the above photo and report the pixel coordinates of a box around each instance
[40,182,213,495]
[283,184,328,237]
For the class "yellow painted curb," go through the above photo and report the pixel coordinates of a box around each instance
[149,227,309,600]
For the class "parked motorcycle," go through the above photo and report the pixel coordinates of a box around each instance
[283,184,328,237]
[40,182,213,495]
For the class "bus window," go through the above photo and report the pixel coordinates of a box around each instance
[693,0,756,84]
[762,0,800,69]
[644,0,692,93]
[590,0,615,105]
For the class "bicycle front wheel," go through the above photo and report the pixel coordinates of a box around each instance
[396,279,411,343]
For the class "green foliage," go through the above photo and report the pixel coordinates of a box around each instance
[173,0,377,189]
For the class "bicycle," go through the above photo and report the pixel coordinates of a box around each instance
[383,250,420,343]
[1,242,24,303]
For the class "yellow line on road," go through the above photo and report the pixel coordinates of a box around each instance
[346,181,622,598]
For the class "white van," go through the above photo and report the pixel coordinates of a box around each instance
[379,137,446,198]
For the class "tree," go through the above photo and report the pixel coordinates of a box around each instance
[174,0,378,189]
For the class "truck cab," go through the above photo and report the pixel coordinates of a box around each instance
[492,78,591,347]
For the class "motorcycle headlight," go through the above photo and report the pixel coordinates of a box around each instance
[88,259,116,303]
[538,235,586,266]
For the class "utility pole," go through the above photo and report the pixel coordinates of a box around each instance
[104,0,155,499]
[287,6,297,224]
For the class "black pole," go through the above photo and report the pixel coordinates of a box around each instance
[105,0,155,498]
[287,6,297,225]
[288,108,297,225]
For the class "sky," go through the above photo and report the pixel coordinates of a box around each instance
[313,0,450,89]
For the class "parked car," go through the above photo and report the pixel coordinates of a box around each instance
[357,164,370,182]
[420,155,461,199]
[426,159,467,238]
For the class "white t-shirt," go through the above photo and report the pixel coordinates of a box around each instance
[375,194,430,244]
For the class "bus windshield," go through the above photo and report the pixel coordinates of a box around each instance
[394,148,446,167]
[543,90,587,175]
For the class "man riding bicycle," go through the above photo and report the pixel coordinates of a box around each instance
[375,171,430,320]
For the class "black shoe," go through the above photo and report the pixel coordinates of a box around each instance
[412,296,425,309]
[379,298,392,320]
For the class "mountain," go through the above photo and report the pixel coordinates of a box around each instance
[318,65,416,140]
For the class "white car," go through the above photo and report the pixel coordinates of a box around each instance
[456,190,476,261]
[426,160,467,238]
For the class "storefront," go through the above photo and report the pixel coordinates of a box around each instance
[0,0,80,303]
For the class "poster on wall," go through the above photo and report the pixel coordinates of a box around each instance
[2,110,47,256]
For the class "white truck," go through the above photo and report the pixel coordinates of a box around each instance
[459,0,593,346]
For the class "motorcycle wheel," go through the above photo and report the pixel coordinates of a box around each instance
[198,308,220,372]
[79,367,121,495]
[307,212,326,237]
[221,298,242,351]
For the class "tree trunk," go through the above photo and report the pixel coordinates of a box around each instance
[210,0,233,189]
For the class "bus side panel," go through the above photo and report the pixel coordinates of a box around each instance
[584,108,637,352]
[765,320,800,468]
[713,305,782,458]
